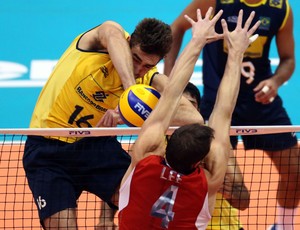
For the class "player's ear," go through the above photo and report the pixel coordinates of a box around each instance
[127,36,131,42]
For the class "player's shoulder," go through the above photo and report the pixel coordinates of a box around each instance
[93,21,127,39]
[100,20,124,30]
[205,139,229,174]
[150,73,168,93]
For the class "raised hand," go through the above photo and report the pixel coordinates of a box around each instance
[184,7,224,44]
[221,10,261,54]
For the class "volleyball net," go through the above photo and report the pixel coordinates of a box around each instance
[0,126,300,230]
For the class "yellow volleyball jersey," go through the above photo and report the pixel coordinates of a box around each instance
[206,193,243,230]
[30,30,157,142]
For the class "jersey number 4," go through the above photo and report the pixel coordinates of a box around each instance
[151,185,178,228]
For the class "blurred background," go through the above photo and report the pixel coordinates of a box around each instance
[0,0,299,128]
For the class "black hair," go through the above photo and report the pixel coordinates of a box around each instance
[166,124,214,175]
[130,18,173,58]
[184,82,201,110]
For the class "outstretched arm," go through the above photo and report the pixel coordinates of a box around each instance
[204,10,260,200]
[131,8,223,164]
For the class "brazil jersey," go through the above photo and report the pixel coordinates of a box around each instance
[30,29,158,142]
[202,0,290,102]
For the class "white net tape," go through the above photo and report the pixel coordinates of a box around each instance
[0,125,299,136]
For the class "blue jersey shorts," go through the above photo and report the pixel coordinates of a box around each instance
[201,95,297,151]
[23,135,131,223]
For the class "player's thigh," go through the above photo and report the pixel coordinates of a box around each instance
[72,136,131,207]
[242,132,297,151]
[265,144,300,175]
[43,208,77,230]
[23,136,79,221]
[26,164,78,222]
[237,97,297,151]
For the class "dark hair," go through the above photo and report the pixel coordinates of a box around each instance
[166,124,214,175]
[130,18,172,59]
[184,82,201,109]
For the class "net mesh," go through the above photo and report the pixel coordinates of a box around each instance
[0,127,299,229]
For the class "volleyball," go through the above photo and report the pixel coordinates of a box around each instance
[118,84,161,127]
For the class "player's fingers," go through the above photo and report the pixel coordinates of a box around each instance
[197,8,203,21]
[184,14,195,25]
[211,9,223,24]
[246,76,254,84]
[204,7,213,20]
[249,34,258,43]
[206,33,224,43]
[261,85,270,94]
[247,20,261,37]
[244,11,255,30]
[236,10,244,29]
[221,18,229,34]
[96,117,105,127]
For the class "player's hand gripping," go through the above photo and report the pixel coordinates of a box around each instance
[253,78,278,104]
[184,7,224,45]
[96,106,124,127]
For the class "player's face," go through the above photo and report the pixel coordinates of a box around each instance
[131,45,161,78]
[183,92,199,111]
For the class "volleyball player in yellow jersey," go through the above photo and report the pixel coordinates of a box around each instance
[182,82,250,230]
[23,18,204,229]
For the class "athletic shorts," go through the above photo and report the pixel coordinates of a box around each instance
[200,95,297,151]
[23,135,131,222]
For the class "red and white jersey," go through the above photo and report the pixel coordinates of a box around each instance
[119,155,211,229]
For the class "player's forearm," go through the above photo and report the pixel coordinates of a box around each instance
[167,38,205,98]
[155,38,204,132]
[208,51,243,139]
[215,51,243,118]
[272,57,295,87]
[106,36,136,89]
[272,5,295,87]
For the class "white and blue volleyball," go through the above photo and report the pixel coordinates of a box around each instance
[119,84,161,127]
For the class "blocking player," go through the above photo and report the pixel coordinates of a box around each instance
[118,8,260,229]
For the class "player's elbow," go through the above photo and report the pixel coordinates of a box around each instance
[228,185,251,210]
[238,199,250,211]
[239,186,251,210]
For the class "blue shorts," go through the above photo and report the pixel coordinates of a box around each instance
[23,135,131,222]
[201,95,297,151]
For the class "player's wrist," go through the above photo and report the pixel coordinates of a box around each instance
[227,51,243,62]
